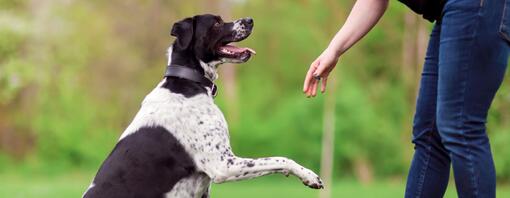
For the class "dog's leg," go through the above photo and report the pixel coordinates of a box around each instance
[202,156,323,189]
[200,185,210,198]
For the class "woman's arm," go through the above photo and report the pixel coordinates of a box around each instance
[303,0,389,97]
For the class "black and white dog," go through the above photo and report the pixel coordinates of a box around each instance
[83,14,323,198]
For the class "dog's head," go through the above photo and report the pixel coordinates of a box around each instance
[169,14,255,78]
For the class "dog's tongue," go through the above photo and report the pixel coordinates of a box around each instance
[221,45,256,55]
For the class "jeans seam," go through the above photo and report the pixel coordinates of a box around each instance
[415,132,432,198]
[500,0,510,42]
[458,79,479,197]
[458,10,482,197]
[458,81,479,197]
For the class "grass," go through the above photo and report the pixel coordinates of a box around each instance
[0,172,509,197]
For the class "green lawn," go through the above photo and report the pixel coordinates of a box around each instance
[0,172,508,197]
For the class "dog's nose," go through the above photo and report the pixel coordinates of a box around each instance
[245,17,253,25]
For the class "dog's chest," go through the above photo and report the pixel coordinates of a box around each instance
[116,80,230,197]
[121,81,230,149]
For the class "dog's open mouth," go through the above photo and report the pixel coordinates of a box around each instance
[217,44,256,62]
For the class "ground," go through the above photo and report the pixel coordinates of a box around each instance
[0,172,508,197]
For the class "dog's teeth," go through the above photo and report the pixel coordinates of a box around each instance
[221,49,233,54]
[246,48,256,55]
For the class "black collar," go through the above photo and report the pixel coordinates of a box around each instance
[164,65,217,97]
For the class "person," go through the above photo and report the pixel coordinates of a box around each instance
[303,0,510,197]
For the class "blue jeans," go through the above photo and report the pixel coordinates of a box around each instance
[405,0,510,197]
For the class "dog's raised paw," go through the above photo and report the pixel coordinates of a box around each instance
[296,168,323,189]
[302,176,324,189]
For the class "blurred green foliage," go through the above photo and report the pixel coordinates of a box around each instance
[0,0,509,187]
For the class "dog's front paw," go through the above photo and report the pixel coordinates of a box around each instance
[293,167,324,189]
[302,176,323,189]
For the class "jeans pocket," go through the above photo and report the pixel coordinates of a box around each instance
[500,0,510,43]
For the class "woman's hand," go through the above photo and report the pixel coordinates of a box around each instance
[301,0,389,98]
[303,48,339,97]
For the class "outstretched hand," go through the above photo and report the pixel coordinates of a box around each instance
[301,0,389,97]
[303,48,339,97]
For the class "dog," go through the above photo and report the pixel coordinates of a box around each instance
[83,14,323,198]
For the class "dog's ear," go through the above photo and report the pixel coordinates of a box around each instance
[171,17,194,50]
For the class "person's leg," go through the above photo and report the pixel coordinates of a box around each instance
[436,0,510,197]
[405,24,451,198]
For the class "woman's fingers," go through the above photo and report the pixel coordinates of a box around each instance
[321,77,328,93]
[306,79,314,97]
[311,79,319,97]
[305,51,338,97]
[303,60,319,93]
[306,79,317,97]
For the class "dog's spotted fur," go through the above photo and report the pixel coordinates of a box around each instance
[83,14,322,198]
